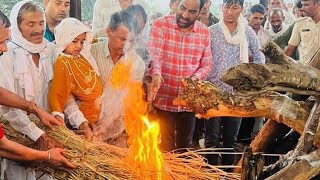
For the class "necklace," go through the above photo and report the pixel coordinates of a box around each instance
[63,56,98,95]
[72,57,93,83]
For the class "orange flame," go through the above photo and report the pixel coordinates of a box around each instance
[133,116,164,179]
[109,57,164,179]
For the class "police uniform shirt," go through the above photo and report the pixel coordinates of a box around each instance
[289,17,320,64]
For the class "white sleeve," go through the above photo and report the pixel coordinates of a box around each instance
[0,106,44,141]
[64,95,87,129]
[0,53,44,142]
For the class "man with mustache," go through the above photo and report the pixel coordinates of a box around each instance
[0,1,64,179]
[267,8,289,38]
[264,0,296,30]
[206,0,264,166]
[248,4,271,47]
[44,0,70,42]
[273,0,304,60]
[0,10,75,169]
[148,0,212,152]
[285,0,320,65]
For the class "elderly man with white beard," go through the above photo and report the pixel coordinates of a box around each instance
[0,1,63,179]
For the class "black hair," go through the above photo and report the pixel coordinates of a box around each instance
[294,0,303,8]
[108,10,138,35]
[171,0,206,11]
[250,4,266,14]
[200,0,206,10]
[125,4,147,24]
[0,10,10,28]
[223,0,244,7]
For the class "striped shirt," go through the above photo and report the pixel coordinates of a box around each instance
[148,15,212,112]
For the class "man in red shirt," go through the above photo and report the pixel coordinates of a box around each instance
[0,10,75,168]
[148,0,212,151]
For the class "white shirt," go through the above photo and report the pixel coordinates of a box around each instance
[0,42,55,141]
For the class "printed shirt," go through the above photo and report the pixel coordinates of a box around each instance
[207,23,265,93]
[148,15,212,112]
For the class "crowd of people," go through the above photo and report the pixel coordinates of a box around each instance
[0,0,319,178]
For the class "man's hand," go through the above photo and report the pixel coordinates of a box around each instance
[34,107,62,130]
[47,148,77,169]
[147,75,162,102]
[78,121,93,140]
[36,133,64,151]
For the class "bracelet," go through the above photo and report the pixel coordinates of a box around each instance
[48,150,51,161]
[27,101,36,115]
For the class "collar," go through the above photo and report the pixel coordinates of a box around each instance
[61,52,81,59]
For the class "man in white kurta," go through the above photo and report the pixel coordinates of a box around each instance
[0,1,58,179]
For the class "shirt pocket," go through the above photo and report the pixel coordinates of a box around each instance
[300,31,313,49]
[301,30,312,40]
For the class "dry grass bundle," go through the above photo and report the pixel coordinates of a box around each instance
[0,116,240,180]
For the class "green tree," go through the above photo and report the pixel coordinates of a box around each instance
[81,0,95,22]
[0,0,43,17]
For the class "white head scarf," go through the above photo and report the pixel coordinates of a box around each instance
[54,17,100,75]
[10,0,47,53]
[219,14,249,63]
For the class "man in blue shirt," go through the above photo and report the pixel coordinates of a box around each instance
[205,0,265,166]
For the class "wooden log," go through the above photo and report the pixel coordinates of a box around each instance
[241,147,252,180]
[292,99,320,157]
[234,120,288,173]
[241,147,265,180]
[220,42,320,96]
[265,159,312,180]
[174,78,310,136]
[265,149,320,179]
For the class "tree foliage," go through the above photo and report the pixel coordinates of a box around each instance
[0,0,43,16]
[81,0,95,22]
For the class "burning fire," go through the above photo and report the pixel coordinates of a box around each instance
[134,116,164,179]
[109,57,164,179]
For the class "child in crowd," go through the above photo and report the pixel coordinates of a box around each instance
[48,18,103,136]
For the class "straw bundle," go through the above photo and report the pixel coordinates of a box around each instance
[0,116,240,180]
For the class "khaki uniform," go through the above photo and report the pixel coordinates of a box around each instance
[288,17,320,64]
